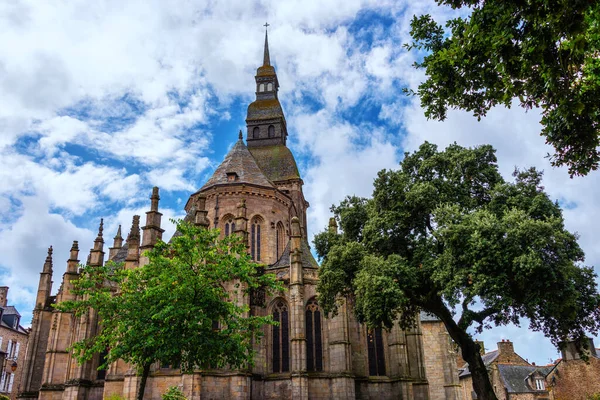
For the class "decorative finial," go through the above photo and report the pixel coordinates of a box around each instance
[97,218,104,237]
[239,129,243,140]
[70,241,79,251]
[46,246,53,261]
[150,186,160,212]
[263,23,271,66]
[115,225,122,240]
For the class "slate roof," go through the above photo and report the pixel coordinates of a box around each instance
[269,240,319,270]
[497,364,553,393]
[459,350,499,378]
[2,305,20,317]
[248,145,301,182]
[200,139,275,192]
[112,245,128,263]
[420,311,440,322]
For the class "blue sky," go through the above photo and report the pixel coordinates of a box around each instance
[0,0,599,366]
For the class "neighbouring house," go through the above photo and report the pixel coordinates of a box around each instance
[0,287,29,400]
[546,338,600,400]
[458,340,553,400]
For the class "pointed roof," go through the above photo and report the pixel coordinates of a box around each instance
[200,135,275,191]
[263,29,270,66]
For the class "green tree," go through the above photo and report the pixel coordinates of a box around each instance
[406,0,600,176]
[315,142,600,400]
[57,220,282,400]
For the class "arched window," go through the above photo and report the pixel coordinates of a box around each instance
[253,127,260,139]
[251,216,263,261]
[223,215,235,237]
[276,222,285,259]
[367,327,386,376]
[272,300,289,373]
[306,299,323,372]
[259,83,265,92]
[267,82,273,91]
[268,125,275,138]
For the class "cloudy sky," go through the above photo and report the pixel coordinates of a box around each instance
[1,0,598,365]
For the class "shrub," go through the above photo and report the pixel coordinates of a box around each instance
[162,386,186,400]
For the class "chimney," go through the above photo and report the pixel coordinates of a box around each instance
[475,340,485,355]
[0,286,7,307]
[560,338,598,361]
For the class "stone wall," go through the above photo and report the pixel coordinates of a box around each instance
[0,324,28,400]
[421,321,462,400]
[549,357,600,400]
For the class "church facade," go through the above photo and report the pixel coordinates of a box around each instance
[17,32,463,400]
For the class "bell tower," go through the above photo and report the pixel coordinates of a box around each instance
[246,24,288,147]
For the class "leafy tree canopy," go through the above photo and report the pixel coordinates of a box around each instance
[315,142,600,400]
[406,0,600,176]
[57,220,282,400]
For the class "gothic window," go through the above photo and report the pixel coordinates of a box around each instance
[305,298,323,372]
[251,216,263,261]
[272,300,289,373]
[253,127,260,139]
[223,215,235,237]
[268,125,275,138]
[367,327,386,376]
[276,222,285,259]
[97,349,108,379]
[259,83,265,92]
[267,82,273,91]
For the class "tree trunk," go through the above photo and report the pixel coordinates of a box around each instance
[429,299,498,400]
[136,363,151,400]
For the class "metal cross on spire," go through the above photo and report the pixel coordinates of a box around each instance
[264,22,270,30]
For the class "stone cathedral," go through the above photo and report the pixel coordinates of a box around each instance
[17,31,463,400]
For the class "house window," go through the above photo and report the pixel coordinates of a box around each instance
[267,82,273,91]
[259,83,265,92]
[0,372,14,393]
[306,298,323,372]
[276,222,285,259]
[367,327,386,376]
[268,125,275,138]
[253,127,260,139]
[272,300,289,373]
[251,217,262,261]
[535,378,545,390]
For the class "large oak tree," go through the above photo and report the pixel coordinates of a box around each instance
[406,0,600,176]
[314,142,600,400]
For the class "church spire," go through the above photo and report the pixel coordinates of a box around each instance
[263,23,270,66]
[246,24,287,147]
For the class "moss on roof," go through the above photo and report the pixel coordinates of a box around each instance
[247,98,284,120]
[249,145,300,182]
[256,65,276,77]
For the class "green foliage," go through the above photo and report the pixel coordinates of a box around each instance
[316,142,600,399]
[104,395,125,400]
[406,1,600,176]
[56,219,283,377]
[162,386,186,400]
[587,394,600,400]
[0,394,10,400]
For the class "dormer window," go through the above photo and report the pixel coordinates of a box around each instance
[535,378,545,390]
[226,172,239,182]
